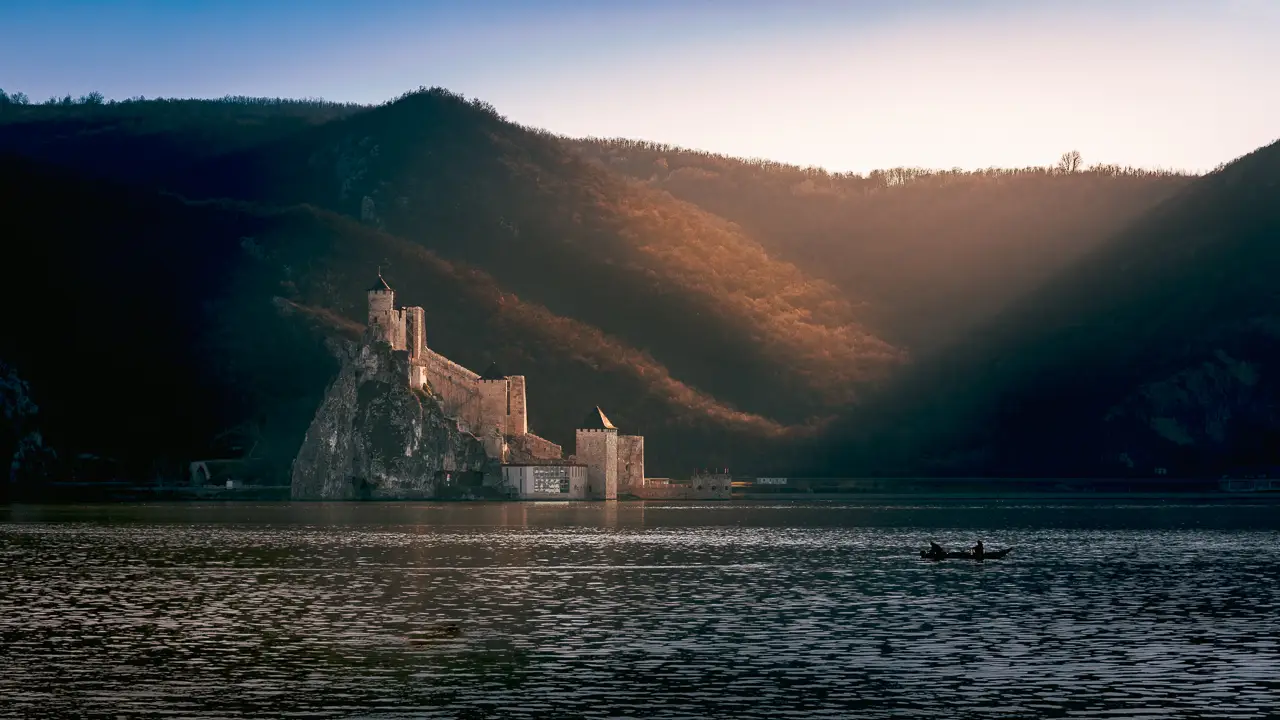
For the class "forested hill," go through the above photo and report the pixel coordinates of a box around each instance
[568,139,1192,355]
[815,139,1280,478]
[168,89,905,421]
[0,153,813,482]
[0,88,896,478]
[3,87,1272,480]
[0,93,365,184]
[2,90,904,425]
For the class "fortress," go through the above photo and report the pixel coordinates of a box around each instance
[366,274,644,500]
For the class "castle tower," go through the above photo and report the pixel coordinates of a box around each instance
[404,306,426,360]
[576,406,618,500]
[506,375,528,436]
[367,274,397,347]
[478,361,510,442]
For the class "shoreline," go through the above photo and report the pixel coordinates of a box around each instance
[4,489,1278,504]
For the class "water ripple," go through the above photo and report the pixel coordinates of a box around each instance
[1,501,1278,718]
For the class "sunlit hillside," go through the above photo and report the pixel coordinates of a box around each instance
[4,87,1273,479]
[0,154,814,480]
[569,138,1193,354]
[171,89,904,419]
[817,139,1280,477]
[2,89,905,426]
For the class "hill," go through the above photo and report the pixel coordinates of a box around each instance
[1,89,903,433]
[816,139,1280,477]
[171,89,903,420]
[0,153,811,481]
[0,94,365,185]
[6,87,1271,481]
[568,139,1192,355]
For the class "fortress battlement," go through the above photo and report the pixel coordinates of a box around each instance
[364,273,643,500]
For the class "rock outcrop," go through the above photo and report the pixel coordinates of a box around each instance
[290,339,495,499]
[1100,327,1280,473]
[1,361,56,486]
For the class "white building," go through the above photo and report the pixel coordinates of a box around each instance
[502,463,588,500]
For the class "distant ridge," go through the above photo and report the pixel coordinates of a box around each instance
[818,139,1280,477]
[1,87,1271,480]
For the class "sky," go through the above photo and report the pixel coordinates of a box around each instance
[2,0,1277,173]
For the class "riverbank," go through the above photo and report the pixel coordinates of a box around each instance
[2,483,292,503]
[4,474,1275,504]
[734,491,1278,502]
[4,488,1276,504]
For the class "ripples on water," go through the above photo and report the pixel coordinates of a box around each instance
[2,501,1279,718]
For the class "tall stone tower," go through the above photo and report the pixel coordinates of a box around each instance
[367,274,397,347]
[404,306,426,360]
[478,361,510,439]
[476,361,530,440]
[576,406,618,500]
[506,375,528,435]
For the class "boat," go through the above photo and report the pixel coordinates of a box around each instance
[920,546,1013,561]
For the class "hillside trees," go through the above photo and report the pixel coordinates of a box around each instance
[0,89,30,105]
[569,138,1192,353]
[1057,150,1083,173]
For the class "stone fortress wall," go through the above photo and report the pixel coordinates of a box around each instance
[366,273,643,499]
[617,435,645,494]
[508,432,564,463]
[420,347,484,434]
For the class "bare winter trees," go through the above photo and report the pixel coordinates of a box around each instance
[1057,150,1083,173]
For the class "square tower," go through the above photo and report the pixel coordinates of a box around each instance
[478,361,510,441]
[366,274,397,346]
[507,375,528,436]
[575,406,618,500]
[404,306,426,360]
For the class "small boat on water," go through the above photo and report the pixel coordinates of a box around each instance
[919,545,1013,561]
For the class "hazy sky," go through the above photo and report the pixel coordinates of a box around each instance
[3,0,1277,173]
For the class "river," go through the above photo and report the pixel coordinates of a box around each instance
[2,500,1278,718]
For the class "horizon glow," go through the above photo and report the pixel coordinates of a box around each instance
[2,0,1276,173]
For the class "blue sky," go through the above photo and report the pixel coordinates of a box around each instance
[2,0,1277,172]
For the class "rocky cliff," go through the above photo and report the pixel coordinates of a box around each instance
[1100,321,1280,474]
[1,361,55,487]
[290,339,495,499]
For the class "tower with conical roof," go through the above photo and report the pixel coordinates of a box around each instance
[366,272,405,349]
[576,406,619,499]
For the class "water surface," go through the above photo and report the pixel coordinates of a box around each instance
[2,500,1278,718]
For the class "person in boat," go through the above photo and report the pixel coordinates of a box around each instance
[971,539,985,560]
[927,541,946,559]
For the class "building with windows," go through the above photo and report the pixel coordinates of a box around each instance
[501,463,588,499]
